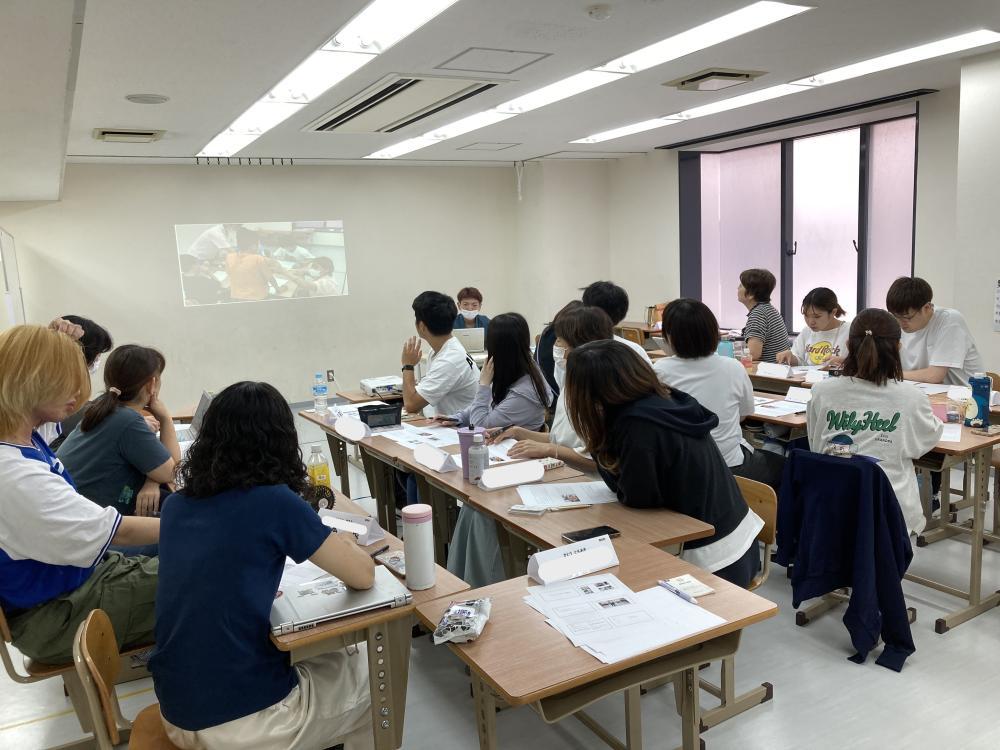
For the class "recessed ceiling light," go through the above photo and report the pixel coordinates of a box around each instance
[125,94,170,104]
[198,0,460,157]
[364,136,438,159]
[494,70,627,114]
[570,118,682,144]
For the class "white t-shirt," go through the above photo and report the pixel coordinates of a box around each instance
[900,308,984,386]
[791,322,851,366]
[807,378,943,534]
[653,354,755,467]
[614,335,652,364]
[415,337,480,417]
[188,225,236,261]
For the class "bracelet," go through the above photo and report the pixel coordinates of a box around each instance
[401,364,415,371]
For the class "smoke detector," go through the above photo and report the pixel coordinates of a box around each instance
[665,68,766,92]
[586,4,612,21]
[92,128,165,144]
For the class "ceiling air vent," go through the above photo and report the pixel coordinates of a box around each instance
[664,69,766,92]
[307,75,499,134]
[92,128,165,143]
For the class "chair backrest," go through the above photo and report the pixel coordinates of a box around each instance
[617,327,645,346]
[75,609,124,746]
[986,371,1000,391]
[735,476,777,592]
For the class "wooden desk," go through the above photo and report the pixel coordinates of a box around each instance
[747,363,807,395]
[416,538,777,750]
[300,409,359,498]
[273,492,468,750]
[173,404,196,424]
[749,391,807,430]
[616,321,660,340]
[337,389,403,404]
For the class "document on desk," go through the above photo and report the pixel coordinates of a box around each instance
[939,424,963,443]
[753,396,774,407]
[451,439,519,468]
[903,380,951,396]
[517,481,619,507]
[280,558,330,588]
[754,400,808,417]
[524,574,724,664]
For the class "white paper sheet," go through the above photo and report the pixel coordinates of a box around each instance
[939,424,963,443]
[785,386,812,404]
[517,482,619,507]
[753,396,774,407]
[903,380,951,396]
[754,400,808,417]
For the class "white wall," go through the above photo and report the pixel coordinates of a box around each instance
[955,52,1000,371]
[0,163,517,406]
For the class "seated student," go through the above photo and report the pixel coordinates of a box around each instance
[738,268,788,363]
[298,255,341,297]
[534,300,581,403]
[179,253,224,305]
[565,339,762,587]
[776,287,850,368]
[42,315,113,450]
[58,345,180,531]
[0,325,159,665]
[581,280,652,364]
[441,314,552,588]
[653,299,782,489]
[401,291,480,417]
[149,382,375,750]
[807,309,943,535]
[886,276,984,385]
[492,305,612,475]
[226,229,278,302]
[453,286,490,333]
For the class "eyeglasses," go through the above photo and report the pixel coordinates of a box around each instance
[892,304,931,323]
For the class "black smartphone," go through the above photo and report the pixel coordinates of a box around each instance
[561,525,621,544]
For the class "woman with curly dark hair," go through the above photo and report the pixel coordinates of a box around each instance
[149,381,376,750]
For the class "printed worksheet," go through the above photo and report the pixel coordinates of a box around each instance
[517,482,619,507]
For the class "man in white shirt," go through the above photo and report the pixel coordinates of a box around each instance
[886,277,984,385]
[187,223,239,261]
[581,280,652,364]
[401,291,480,417]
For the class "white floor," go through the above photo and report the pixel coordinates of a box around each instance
[3,408,999,749]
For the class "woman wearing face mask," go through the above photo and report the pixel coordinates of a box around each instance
[489,305,613,474]
[776,287,850,368]
[58,345,180,543]
[453,287,490,334]
[297,256,342,297]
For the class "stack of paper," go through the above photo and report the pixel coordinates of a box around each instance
[904,381,951,396]
[517,482,619,508]
[379,424,462,449]
[523,574,725,664]
[754,400,808,417]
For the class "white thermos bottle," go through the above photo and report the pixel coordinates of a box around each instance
[402,504,435,591]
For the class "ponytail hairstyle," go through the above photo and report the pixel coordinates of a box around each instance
[801,287,847,318]
[840,309,902,386]
[81,345,165,432]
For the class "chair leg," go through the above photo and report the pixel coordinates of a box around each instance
[697,656,773,731]
[796,590,849,626]
[62,671,95,734]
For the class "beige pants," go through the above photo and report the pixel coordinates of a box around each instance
[163,646,373,750]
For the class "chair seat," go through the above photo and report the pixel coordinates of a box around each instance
[130,704,181,750]
[991,445,1000,469]
[23,658,73,678]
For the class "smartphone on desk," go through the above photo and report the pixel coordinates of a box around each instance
[561,525,621,544]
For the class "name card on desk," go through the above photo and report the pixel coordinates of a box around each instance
[335,416,371,442]
[785,386,812,404]
[479,460,545,491]
[756,362,793,379]
[528,535,619,585]
[319,509,385,546]
[804,369,828,384]
[414,444,459,473]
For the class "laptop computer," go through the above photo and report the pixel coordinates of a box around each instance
[270,564,413,635]
[453,327,485,353]
[175,391,213,443]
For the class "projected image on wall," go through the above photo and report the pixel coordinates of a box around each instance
[174,221,348,305]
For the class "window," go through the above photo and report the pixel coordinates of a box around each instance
[682,116,917,330]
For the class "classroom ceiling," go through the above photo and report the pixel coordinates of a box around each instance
[4,0,1000,199]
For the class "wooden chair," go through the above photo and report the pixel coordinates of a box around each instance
[696,477,776,730]
[73,609,179,750]
[616,326,645,346]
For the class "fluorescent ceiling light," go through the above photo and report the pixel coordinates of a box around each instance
[570,118,682,144]
[198,0,459,157]
[364,136,438,159]
[327,0,461,54]
[791,29,1000,87]
[495,70,627,114]
[426,111,517,139]
[674,83,806,119]
[596,1,811,74]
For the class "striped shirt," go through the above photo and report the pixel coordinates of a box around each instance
[743,303,788,363]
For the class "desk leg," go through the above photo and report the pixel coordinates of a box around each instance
[624,685,643,749]
[472,674,498,750]
[677,667,703,750]
[362,449,398,537]
[495,525,531,579]
[367,617,411,750]
[416,477,450,566]
[325,433,351,497]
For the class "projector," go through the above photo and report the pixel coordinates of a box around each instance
[360,376,403,397]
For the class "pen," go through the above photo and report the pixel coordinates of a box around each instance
[657,579,698,604]
[369,545,390,559]
[548,503,593,512]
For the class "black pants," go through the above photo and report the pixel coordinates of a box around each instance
[731,445,784,493]
[713,542,761,589]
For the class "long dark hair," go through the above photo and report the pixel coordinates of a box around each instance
[81,345,165,432]
[841,309,903,386]
[565,339,668,472]
[486,313,550,410]
[178,381,308,497]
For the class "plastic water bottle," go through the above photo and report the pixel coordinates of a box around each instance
[467,434,489,484]
[967,373,991,428]
[307,445,331,489]
[312,372,328,413]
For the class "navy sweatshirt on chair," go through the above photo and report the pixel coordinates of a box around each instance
[776,450,915,671]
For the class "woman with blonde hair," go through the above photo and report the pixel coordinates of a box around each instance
[0,325,159,664]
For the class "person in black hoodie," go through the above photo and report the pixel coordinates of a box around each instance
[564,339,762,587]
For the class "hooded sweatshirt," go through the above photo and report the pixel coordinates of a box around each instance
[597,390,761,569]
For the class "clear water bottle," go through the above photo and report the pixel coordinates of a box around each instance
[307,445,331,489]
[467,434,489,484]
[312,372,328,413]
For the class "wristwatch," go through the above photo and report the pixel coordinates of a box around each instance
[401,364,415,371]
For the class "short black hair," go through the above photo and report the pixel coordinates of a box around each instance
[885,277,933,315]
[178,254,200,274]
[412,291,458,336]
[660,299,719,358]
[313,256,334,274]
[581,281,629,325]
[61,315,112,366]
[739,269,776,303]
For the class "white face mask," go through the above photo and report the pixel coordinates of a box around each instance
[307,268,322,279]
[460,309,480,321]
[552,346,567,389]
